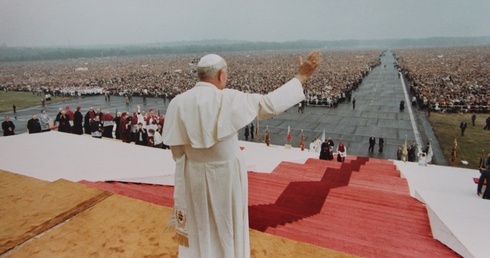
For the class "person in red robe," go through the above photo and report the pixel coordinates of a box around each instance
[119,112,131,143]
[65,106,74,133]
[145,109,159,130]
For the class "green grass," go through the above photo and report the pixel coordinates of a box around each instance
[428,112,490,169]
[0,91,72,113]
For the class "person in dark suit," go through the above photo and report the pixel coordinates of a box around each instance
[27,114,42,134]
[84,107,95,134]
[471,113,476,126]
[244,125,250,141]
[114,112,122,140]
[483,153,490,169]
[477,168,490,199]
[57,110,71,133]
[484,116,490,130]
[368,135,376,153]
[378,135,384,153]
[134,122,148,146]
[320,137,334,160]
[2,115,15,136]
[460,121,467,136]
[399,100,405,111]
[72,106,84,135]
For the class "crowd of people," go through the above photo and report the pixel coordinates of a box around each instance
[394,46,490,113]
[3,105,169,149]
[0,50,381,107]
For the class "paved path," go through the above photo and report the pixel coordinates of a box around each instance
[245,51,447,164]
[1,51,447,165]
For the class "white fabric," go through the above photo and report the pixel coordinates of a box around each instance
[153,131,163,145]
[137,114,146,128]
[163,78,304,258]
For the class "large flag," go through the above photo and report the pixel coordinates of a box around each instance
[286,126,292,142]
[402,135,408,162]
[426,141,433,164]
[321,128,325,142]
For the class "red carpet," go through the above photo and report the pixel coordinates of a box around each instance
[80,156,459,257]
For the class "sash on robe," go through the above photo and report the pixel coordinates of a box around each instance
[163,150,189,247]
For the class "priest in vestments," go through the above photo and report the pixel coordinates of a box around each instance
[119,112,131,143]
[162,51,321,258]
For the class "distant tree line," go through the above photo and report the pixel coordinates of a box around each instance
[0,36,489,62]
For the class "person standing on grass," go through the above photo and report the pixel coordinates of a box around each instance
[460,121,467,136]
[484,116,490,130]
[162,51,321,258]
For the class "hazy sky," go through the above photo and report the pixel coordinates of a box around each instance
[1,0,489,47]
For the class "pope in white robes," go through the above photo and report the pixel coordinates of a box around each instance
[162,51,321,258]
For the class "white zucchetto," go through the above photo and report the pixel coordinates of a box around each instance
[197,54,225,68]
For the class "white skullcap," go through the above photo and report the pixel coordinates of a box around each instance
[197,54,225,68]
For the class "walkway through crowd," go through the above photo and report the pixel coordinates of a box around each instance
[251,50,441,162]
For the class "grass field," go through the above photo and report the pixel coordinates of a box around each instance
[428,112,490,169]
[0,91,72,113]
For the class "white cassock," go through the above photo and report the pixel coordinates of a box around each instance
[162,78,305,258]
[418,152,427,166]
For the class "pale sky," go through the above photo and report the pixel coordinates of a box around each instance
[1,0,489,47]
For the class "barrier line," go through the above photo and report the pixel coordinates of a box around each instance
[399,72,423,150]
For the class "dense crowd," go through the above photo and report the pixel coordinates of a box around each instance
[394,46,490,113]
[0,50,381,106]
[3,47,489,113]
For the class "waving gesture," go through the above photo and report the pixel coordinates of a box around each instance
[296,50,322,84]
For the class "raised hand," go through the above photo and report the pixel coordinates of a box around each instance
[296,50,322,84]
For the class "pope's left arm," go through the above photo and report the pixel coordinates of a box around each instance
[257,50,321,119]
[257,78,305,120]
